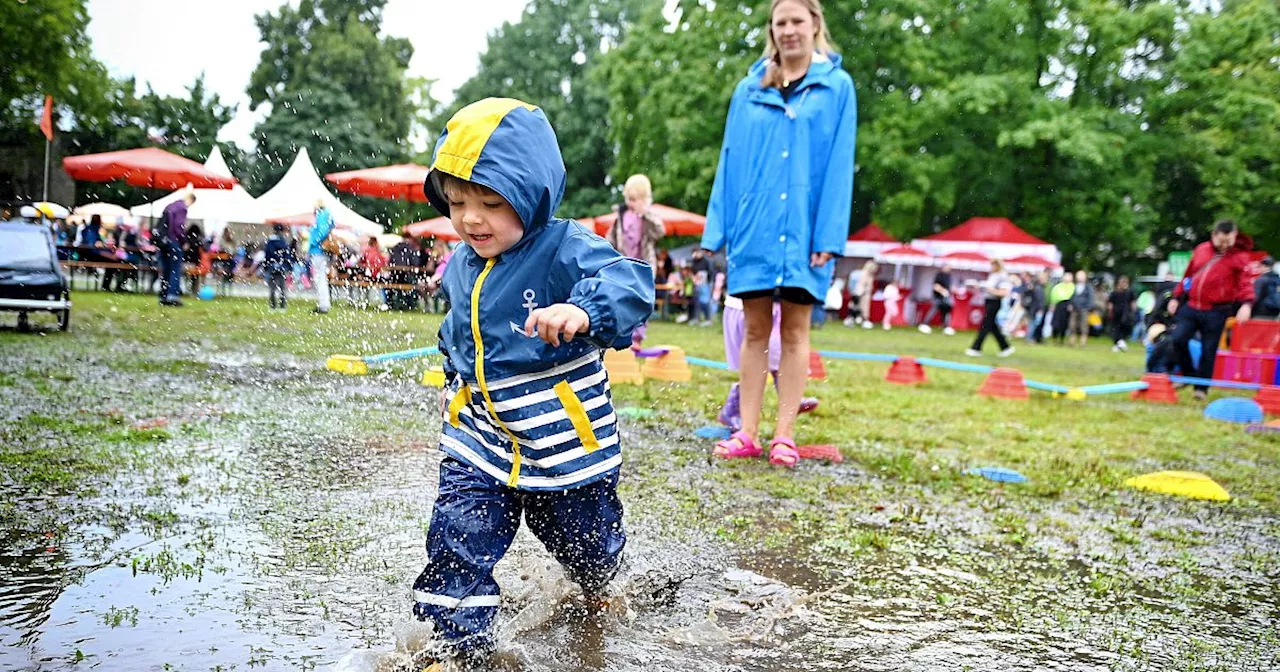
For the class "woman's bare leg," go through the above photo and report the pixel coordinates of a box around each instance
[737,296,775,441]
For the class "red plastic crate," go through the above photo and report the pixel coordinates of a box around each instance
[1213,351,1280,385]
[1232,320,1280,354]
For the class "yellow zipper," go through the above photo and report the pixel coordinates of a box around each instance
[470,258,524,487]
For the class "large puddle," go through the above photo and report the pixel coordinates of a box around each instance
[2,335,1278,671]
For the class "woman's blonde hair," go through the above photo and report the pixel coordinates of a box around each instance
[761,0,837,90]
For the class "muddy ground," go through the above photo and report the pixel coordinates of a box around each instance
[1,294,1277,671]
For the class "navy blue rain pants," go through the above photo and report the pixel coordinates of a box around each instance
[412,458,625,649]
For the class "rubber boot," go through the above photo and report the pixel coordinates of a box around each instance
[772,370,820,414]
[717,383,742,431]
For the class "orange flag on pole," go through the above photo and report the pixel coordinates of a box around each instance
[39,95,53,141]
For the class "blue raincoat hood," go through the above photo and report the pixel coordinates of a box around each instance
[423,98,567,242]
[426,98,656,491]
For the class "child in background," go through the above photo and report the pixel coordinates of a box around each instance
[718,294,819,431]
[258,224,295,311]
[881,280,900,330]
[605,174,665,349]
[411,98,654,667]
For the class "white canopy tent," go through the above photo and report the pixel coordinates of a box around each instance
[129,146,266,234]
[253,147,383,237]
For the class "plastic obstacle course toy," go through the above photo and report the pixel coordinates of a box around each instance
[603,348,644,385]
[640,345,693,382]
[1203,398,1264,424]
[326,346,440,376]
[1124,471,1230,502]
[978,368,1029,400]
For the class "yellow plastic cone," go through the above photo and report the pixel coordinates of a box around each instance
[603,348,644,385]
[1124,471,1230,502]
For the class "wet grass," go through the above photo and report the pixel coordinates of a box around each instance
[2,291,1278,670]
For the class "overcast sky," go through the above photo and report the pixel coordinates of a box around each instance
[85,0,530,150]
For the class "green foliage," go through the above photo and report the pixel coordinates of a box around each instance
[438,0,649,218]
[600,1,764,216]
[247,0,417,223]
[589,0,1280,271]
[0,0,107,132]
[65,76,241,205]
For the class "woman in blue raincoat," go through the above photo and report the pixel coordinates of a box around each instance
[701,0,856,467]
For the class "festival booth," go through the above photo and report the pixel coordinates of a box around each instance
[253,148,384,239]
[129,146,265,239]
[870,244,934,325]
[912,217,1063,331]
[835,223,898,284]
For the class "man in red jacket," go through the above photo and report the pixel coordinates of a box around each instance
[1169,219,1255,400]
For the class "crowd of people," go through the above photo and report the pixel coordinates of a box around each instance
[42,197,454,313]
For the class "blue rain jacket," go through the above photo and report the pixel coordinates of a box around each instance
[424,98,655,492]
[307,207,334,257]
[702,52,857,302]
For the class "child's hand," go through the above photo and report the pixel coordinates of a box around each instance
[525,304,590,346]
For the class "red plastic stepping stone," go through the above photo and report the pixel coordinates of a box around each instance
[885,356,927,385]
[796,444,842,462]
[978,367,1029,400]
[1130,373,1178,404]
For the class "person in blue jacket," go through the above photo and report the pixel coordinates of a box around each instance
[307,199,335,314]
[701,0,856,467]
[411,98,655,664]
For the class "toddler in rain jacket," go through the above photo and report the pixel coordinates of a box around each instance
[411,98,655,659]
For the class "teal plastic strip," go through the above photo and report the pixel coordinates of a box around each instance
[1169,375,1263,391]
[1024,379,1072,394]
[913,357,995,375]
[816,350,899,363]
[364,346,440,363]
[1078,381,1149,395]
[686,356,731,370]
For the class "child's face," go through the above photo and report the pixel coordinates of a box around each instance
[625,192,651,214]
[447,187,524,258]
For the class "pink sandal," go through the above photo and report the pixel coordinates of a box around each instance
[714,431,761,459]
[768,437,800,468]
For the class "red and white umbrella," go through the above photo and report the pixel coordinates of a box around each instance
[1004,254,1059,273]
[876,245,933,266]
[324,164,430,202]
[937,250,991,271]
[402,216,461,242]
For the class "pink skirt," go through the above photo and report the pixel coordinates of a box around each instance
[723,304,782,372]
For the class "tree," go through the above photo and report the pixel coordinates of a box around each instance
[0,0,111,202]
[440,0,649,218]
[64,76,241,206]
[600,0,764,217]
[0,0,108,131]
[248,0,416,223]
[602,0,1280,271]
[1148,0,1280,257]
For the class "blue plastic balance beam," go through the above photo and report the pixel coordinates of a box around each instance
[686,356,731,370]
[1078,381,1150,395]
[816,350,900,363]
[365,346,440,363]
